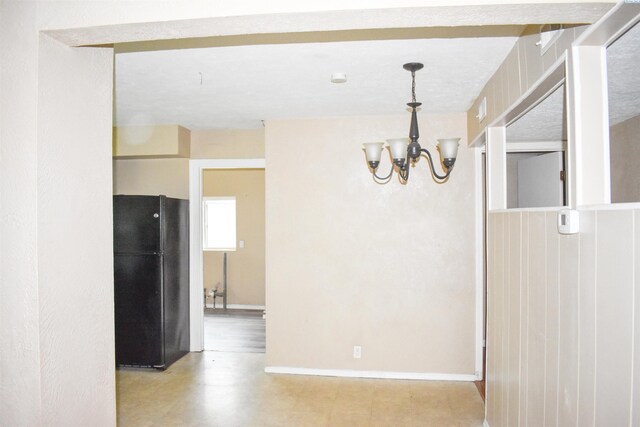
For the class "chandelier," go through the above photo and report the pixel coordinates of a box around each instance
[363,62,460,184]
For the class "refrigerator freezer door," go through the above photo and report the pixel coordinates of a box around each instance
[162,198,190,367]
[113,195,162,254]
[114,254,164,367]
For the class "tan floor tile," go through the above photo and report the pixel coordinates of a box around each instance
[330,395,372,415]
[116,352,484,426]
[372,398,412,415]
[370,404,413,427]
[451,420,484,427]
[294,397,337,416]
[451,399,484,421]
[328,409,372,427]
[287,409,331,427]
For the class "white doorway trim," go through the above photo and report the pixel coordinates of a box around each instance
[188,158,266,351]
[474,147,484,380]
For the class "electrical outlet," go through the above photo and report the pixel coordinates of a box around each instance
[353,345,362,359]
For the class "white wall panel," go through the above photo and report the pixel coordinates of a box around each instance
[634,211,640,427]
[487,212,506,427]
[499,213,509,427]
[486,207,640,427]
[594,210,634,426]
[577,210,597,427]
[518,213,529,424]
[544,211,560,427]
[507,212,522,427]
[557,230,580,426]
[486,213,499,426]
[525,212,545,427]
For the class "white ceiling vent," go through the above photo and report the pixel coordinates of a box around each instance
[538,24,564,55]
[477,97,487,123]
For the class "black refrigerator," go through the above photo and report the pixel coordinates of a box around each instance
[113,195,190,370]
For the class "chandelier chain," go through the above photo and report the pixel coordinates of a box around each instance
[411,70,416,103]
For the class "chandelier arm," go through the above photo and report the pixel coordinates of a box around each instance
[373,162,394,182]
[399,160,410,183]
[373,174,393,185]
[420,148,452,181]
[403,151,412,182]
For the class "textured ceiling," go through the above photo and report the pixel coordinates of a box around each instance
[608,20,640,127]
[114,37,519,130]
[111,2,617,132]
[507,84,566,142]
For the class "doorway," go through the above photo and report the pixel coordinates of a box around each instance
[201,168,266,353]
[188,159,266,351]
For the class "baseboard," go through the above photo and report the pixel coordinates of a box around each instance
[483,420,490,427]
[205,304,265,310]
[227,304,265,310]
[264,366,476,382]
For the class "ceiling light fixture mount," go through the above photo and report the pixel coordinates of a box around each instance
[331,72,347,83]
[363,62,460,185]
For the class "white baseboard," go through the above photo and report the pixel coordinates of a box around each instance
[483,420,490,427]
[264,366,476,382]
[205,303,265,310]
[228,304,265,310]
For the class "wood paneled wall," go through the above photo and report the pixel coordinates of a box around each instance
[486,208,640,426]
[467,25,588,145]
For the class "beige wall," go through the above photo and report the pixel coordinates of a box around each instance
[487,208,640,426]
[112,129,265,200]
[191,128,265,159]
[467,25,588,143]
[265,114,478,374]
[1,9,117,423]
[113,158,190,199]
[610,114,640,203]
[39,35,116,427]
[203,169,265,306]
[113,125,190,158]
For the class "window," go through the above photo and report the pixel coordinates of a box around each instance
[203,197,236,251]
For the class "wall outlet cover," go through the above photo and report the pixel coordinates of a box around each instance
[353,346,362,359]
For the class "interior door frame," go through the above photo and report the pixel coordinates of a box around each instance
[188,158,266,351]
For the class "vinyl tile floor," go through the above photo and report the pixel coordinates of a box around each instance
[116,352,485,426]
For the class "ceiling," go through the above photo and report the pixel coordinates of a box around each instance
[111,3,620,133]
[608,19,640,127]
[115,36,520,130]
[507,84,566,142]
